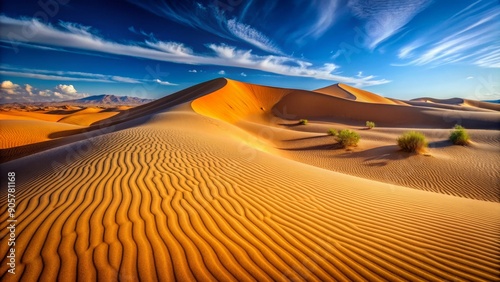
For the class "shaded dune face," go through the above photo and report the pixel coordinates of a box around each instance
[1,78,499,281]
[273,89,500,129]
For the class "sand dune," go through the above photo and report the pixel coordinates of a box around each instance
[1,78,499,281]
[411,97,500,112]
[274,89,500,129]
[314,83,407,105]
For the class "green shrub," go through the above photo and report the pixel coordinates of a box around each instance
[299,119,308,125]
[366,121,375,129]
[449,125,470,145]
[336,129,360,148]
[327,129,338,136]
[397,131,428,152]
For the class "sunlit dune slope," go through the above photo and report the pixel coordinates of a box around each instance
[313,83,356,100]
[338,83,408,105]
[314,83,407,105]
[0,120,84,149]
[191,79,292,123]
[1,102,499,281]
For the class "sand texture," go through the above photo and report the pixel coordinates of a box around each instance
[1,78,499,281]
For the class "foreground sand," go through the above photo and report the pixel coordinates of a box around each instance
[1,79,499,280]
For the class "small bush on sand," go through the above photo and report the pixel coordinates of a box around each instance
[337,129,360,148]
[327,129,338,136]
[299,119,308,125]
[366,121,375,129]
[397,131,428,152]
[449,125,470,145]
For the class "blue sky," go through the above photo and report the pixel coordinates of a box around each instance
[0,0,498,103]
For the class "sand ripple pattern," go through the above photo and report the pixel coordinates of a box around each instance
[1,112,499,281]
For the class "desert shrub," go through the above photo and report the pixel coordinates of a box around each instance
[327,129,338,136]
[299,119,308,125]
[397,131,428,152]
[336,129,360,148]
[449,125,470,145]
[366,121,375,129]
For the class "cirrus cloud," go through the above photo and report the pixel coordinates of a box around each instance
[0,15,389,87]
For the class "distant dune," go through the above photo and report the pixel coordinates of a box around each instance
[1,78,499,281]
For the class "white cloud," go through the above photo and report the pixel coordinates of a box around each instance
[0,80,88,103]
[1,80,20,95]
[348,0,432,49]
[0,16,389,87]
[218,70,226,75]
[396,1,500,68]
[240,72,247,77]
[54,84,84,100]
[25,84,34,96]
[154,79,177,86]
[38,90,52,97]
[356,71,363,77]
[466,76,474,80]
[188,69,197,73]
[55,84,77,95]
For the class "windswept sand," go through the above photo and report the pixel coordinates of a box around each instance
[1,78,499,281]
[0,106,125,150]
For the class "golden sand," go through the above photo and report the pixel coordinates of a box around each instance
[1,78,499,281]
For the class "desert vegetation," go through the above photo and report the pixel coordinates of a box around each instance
[366,121,375,129]
[397,131,428,152]
[327,129,338,136]
[299,119,308,125]
[336,129,360,148]
[449,125,470,145]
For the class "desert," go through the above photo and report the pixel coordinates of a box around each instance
[1,1,499,281]
[1,78,499,281]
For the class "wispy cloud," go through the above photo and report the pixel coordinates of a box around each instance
[348,0,432,49]
[226,19,282,54]
[240,72,247,77]
[0,65,145,83]
[126,0,283,54]
[292,0,340,42]
[0,15,389,87]
[128,26,156,40]
[396,1,500,68]
[154,79,177,86]
[218,70,226,75]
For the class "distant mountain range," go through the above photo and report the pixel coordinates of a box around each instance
[482,99,500,104]
[64,94,153,105]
